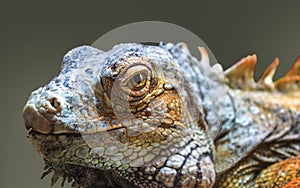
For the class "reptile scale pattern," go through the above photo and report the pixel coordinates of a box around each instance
[23,43,300,187]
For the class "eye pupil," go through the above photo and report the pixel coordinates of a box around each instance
[130,73,147,90]
[133,74,142,84]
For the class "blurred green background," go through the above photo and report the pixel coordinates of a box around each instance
[1,1,300,187]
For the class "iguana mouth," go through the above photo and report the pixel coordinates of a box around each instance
[23,103,77,134]
[23,102,128,135]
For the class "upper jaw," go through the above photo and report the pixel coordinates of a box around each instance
[23,103,76,134]
[22,81,97,134]
[23,87,80,134]
[22,97,124,135]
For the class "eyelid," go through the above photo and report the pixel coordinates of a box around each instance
[124,65,149,77]
[119,65,151,85]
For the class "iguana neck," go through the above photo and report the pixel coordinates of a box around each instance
[213,88,300,187]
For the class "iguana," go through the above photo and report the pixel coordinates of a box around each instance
[23,42,300,188]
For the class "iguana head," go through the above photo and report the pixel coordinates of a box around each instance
[23,43,215,187]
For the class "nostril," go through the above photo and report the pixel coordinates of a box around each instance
[49,97,59,108]
[47,97,62,113]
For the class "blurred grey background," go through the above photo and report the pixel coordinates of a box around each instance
[1,1,300,187]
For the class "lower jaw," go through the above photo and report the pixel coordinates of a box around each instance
[41,159,135,188]
[37,154,138,188]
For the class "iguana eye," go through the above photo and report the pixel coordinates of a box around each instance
[131,73,147,90]
[121,65,151,92]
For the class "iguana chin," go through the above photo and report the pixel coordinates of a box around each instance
[23,42,300,188]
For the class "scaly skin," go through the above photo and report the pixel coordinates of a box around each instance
[214,89,300,187]
[23,43,300,187]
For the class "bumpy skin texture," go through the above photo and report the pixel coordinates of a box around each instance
[23,43,300,188]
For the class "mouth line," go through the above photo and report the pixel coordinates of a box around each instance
[28,129,82,136]
[27,124,129,136]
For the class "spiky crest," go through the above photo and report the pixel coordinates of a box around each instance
[225,54,300,92]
